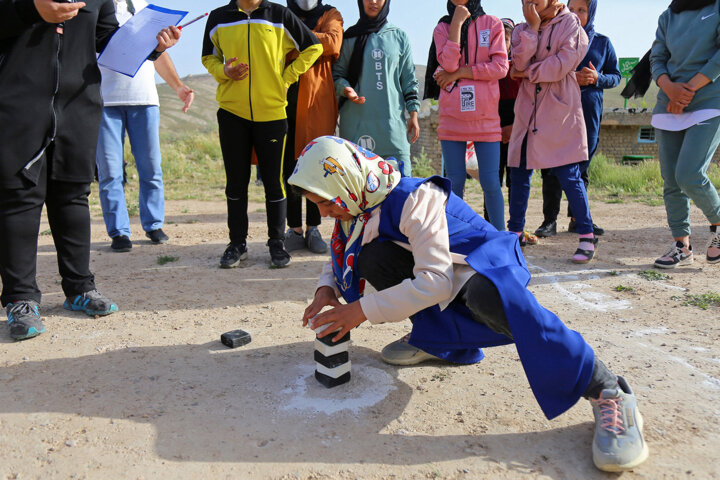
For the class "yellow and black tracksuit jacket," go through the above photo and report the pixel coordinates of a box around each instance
[202,0,323,122]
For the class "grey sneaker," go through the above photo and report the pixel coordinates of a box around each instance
[305,227,328,254]
[380,333,440,366]
[6,300,45,340]
[590,376,649,472]
[284,229,306,252]
[654,241,693,269]
[707,226,720,264]
[64,290,118,316]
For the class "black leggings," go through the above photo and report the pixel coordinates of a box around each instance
[217,108,288,244]
[0,155,95,306]
[282,103,320,229]
[356,239,617,398]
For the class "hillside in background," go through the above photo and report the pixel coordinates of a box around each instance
[157,66,655,136]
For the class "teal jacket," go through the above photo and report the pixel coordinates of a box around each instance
[333,23,420,160]
[651,1,720,113]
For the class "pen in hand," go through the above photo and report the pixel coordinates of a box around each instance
[178,12,208,30]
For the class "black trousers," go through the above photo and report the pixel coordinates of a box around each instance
[282,100,320,230]
[217,108,288,244]
[0,155,95,306]
[356,239,617,398]
[540,164,590,223]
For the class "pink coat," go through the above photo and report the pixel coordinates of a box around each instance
[507,8,589,169]
[434,15,508,142]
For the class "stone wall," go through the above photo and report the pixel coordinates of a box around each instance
[411,107,720,171]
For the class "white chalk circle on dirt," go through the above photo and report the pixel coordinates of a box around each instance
[279,359,397,415]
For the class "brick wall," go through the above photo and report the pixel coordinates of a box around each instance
[411,105,443,174]
[597,125,720,164]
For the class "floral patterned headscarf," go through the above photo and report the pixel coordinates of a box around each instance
[288,136,402,302]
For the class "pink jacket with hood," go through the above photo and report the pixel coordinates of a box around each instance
[434,15,509,142]
[507,7,589,169]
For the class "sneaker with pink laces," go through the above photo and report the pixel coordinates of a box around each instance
[590,376,649,472]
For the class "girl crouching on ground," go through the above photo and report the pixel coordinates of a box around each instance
[289,135,649,472]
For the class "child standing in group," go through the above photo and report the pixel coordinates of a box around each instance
[649,0,720,268]
[202,0,322,269]
[534,0,621,239]
[333,0,420,177]
[283,0,344,255]
[289,136,649,473]
[425,0,508,231]
[507,0,596,262]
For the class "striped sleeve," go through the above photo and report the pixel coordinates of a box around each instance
[201,12,229,83]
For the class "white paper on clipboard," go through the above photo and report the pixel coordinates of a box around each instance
[97,4,187,77]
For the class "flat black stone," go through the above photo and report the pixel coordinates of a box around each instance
[314,350,349,369]
[316,330,349,346]
[220,329,252,348]
[315,370,351,388]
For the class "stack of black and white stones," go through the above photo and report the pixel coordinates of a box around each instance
[313,323,351,388]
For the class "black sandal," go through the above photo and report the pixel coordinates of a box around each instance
[572,237,599,264]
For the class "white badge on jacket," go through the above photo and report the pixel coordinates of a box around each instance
[478,29,490,47]
[460,85,476,112]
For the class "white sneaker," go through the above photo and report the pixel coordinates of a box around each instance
[590,377,650,472]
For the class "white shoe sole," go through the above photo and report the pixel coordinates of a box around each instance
[593,409,650,472]
[654,257,693,269]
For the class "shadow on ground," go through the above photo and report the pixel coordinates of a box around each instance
[0,341,610,478]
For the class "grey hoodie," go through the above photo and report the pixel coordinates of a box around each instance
[651,0,720,113]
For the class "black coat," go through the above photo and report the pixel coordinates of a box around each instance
[0,0,118,188]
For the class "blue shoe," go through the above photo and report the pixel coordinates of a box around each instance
[6,300,45,340]
[590,376,649,472]
[64,290,118,316]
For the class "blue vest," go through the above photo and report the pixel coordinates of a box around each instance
[376,177,595,420]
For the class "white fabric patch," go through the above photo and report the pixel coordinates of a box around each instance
[460,85,476,112]
[478,29,491,47]
[651,109,720,132]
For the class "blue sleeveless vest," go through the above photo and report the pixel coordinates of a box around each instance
[375,177,595,419]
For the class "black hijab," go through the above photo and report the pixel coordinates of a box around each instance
[622,0,718,99]
[343,0,391,94]
[670,0,715,12]
[424,0,486,100]
[287,0,333,31]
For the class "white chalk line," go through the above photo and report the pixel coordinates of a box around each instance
[527,262,632,312]
[636,342,720,390]
[629,327,669,338]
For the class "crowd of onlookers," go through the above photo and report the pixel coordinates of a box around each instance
[2,0,718,473]
[1,0,719,340]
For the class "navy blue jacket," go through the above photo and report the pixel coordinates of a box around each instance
[376,177,595,420]
[579,33,621,159]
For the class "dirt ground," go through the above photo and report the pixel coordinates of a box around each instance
[1,197,719,480]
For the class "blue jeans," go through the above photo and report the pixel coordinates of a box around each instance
[657,116,720,237]
[508,136,592,234]
[96,106,164,238]
[441,140,505,230]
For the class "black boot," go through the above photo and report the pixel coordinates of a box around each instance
[534,220,557,238]
[266,198,291,268]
